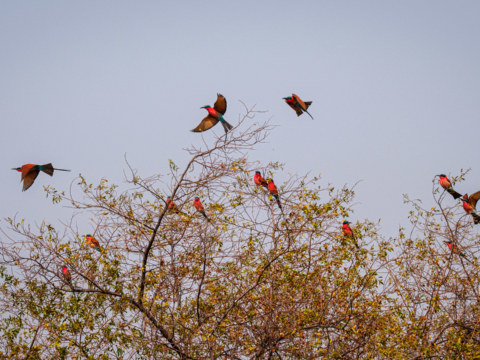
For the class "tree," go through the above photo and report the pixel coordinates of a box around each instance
[0,106,478,359]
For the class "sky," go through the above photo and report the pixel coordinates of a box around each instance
[0,1,479,239]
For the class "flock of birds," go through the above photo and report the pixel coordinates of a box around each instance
[437,174,480,257]
[10,95,479,282]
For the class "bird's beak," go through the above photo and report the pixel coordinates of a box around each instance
[282,97,287,100]
[11,168,17,170]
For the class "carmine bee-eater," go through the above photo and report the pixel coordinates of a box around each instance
[12,163,70,191]
[437,174,462,199]
[85,234,101,252]
[283,94,313,119]
[460,192,480,224]
[254,171,268,188]
[194,197,209,221]
[444,241,465,257]
[166,196,186,216]
[267,179,282,210]
[342,220,359,249]
[62,266,72,283]
[191,94,233,140]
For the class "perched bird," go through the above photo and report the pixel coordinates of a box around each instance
[62,266,72,283]
[194,197,209,221]
[166,196,186,216]
[444,241,465,257]
[254,171,268,188]
[460,192,480,224]
[12,163,70,191]
[437,174,462,199]
[267,179,282,210]
[191,94,233,139]
[342,220,359,249]
[283,94,313,119]
[85,234,101,252]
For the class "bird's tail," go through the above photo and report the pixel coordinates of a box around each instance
[201,211,210,222]
[447,188,462,199]
[96,247,101,253]
[304,109,314,120]
[472,213,480,225]
[40,163,54,176]
[304,101,312,109]
[221,120,233,133]
[274,195,282,210]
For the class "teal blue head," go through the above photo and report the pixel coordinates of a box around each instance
[200,105,211,109]
[12,167,21,172]
[195,197,199,200]
[86,234,92,237]
[255,171,261,175]
[437,174,446,177]
[283,96,292,100]
[343,220,350,225]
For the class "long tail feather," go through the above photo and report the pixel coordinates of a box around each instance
[53,168,71,172]
[473,213,480,225]
[447,188,462,199]
[304,109,314,120]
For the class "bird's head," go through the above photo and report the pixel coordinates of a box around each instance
[267,178,273,184]
[255,171,261,175]
[86,234,92,238]
[343,220,351,225]
[443,241,452,244]
[282,96,292,100]
[11,167,21,172]
[62,266,68,273]
[195,197,200,201]
[438,174,446,178]
[200,105,211,109]
[461,198,468,203]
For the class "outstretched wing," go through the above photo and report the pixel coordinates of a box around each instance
[292,94,308,111]
[213,94,227,115]
[191,115,219,133]
[469,191,480,209]
[22,170,40,191]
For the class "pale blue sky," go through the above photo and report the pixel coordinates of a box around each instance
[1,1,479,237]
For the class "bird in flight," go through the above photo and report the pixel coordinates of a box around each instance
[460,192,480,224]
[12,163,70,191]
[283,94,313,119]
[191,94,233,140]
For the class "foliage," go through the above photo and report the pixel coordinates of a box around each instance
[0,108,479,359]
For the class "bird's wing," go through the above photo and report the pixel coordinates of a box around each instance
[287,102,303,116]
[259,177,268,187]
[213,94,227,115]
[292,94,308,111]
[22,170,40,191]
[191,115,219,132]
[469,191,480,209]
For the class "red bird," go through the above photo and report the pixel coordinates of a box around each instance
[461,192,480,224]
[12,163,70,191]
[267,179,282,210]
[342,220,359,249]
[437,174,462,199]
[254,171,268,188]
[62,266,72,283]
[166,196,186,216]
[283,94,313,119]
[85,234,101,252]
[444,241,465,257]
[194,197,209,220]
